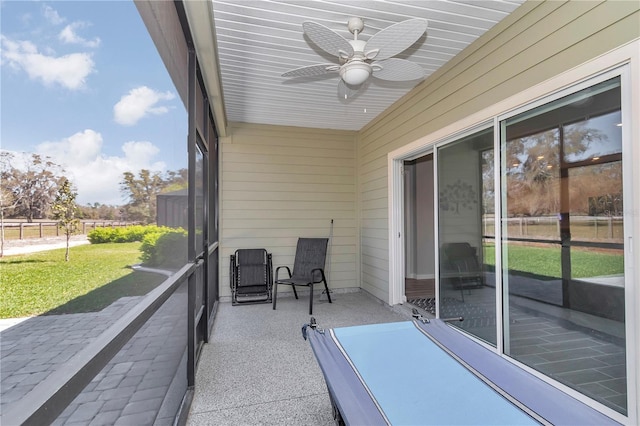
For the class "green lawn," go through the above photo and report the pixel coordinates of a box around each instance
[0,242,166,318]
[483,243,624,279]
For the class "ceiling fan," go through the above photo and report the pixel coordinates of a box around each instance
[282,17,428,100]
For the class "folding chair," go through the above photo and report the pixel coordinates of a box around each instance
[272,238,331,315]
[230,248,273,305]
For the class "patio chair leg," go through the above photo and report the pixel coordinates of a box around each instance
[272,283,278,310]
[323,280,332,304]
[292,285,299,299]
[309,283,314,315]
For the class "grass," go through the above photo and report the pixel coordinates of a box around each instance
[483,243,624,279]
[0,242,166,318]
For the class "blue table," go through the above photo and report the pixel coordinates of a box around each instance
[304,319,619,425]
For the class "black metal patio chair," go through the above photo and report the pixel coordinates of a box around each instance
[441,242,484,302]
[272,238,331,315]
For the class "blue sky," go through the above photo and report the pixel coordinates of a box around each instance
[1,1,187,206]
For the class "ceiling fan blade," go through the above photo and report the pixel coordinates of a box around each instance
[364,19,428,61]
[303,21,354,58]
[337,79,366,100]
[282,64,339,78]
[373,58,425,82]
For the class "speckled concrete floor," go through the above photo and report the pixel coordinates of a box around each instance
[187,290,412,425]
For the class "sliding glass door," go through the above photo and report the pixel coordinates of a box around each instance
[437,127,496,345]
[430,72,630,418]
[501,77,627,414]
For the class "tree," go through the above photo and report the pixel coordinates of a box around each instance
[120,168,189,224]
[78,202,120,220]
[0,152,66,222]
[0,153,18,257]
[163,168,188,192]
[0,182,17,258]
[481,150,495,214]
[120,169,166,224]
[505,129,560,216]
[483,118,616,218]
[52,179,81,262]
[98,204,118,220]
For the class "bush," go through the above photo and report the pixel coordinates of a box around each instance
[122,225,153,242]
[140,229,187,269]
[88,225,172,244]
[87,227,115,244]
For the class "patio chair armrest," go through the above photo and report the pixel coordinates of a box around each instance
[230,254,236,289]
[311,267,327,283]
[267,253,273,285]
[275,266,292,282]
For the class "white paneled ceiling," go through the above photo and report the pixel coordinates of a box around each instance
[210,0,525,131]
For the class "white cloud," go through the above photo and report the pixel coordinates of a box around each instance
[113,86,175,126]
[59,22,101,48]
[121,140,160,164]
[35,130,166,205]
[0,35,95,90]
[37,129,103,164]
[42,5,65,25]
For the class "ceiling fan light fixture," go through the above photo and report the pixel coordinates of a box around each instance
[340,62,371,86]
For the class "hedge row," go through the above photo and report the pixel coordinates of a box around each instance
[87,225,171,244]
[88,225,187,269]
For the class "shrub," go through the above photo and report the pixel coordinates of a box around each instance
[123,225,154,242]
[112,228,130,243]
[140,229,187,269]
[87,227,117,244]
[88,225,173,244]
[139,232,162,263]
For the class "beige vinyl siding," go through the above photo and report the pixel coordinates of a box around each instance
[356,0,640,302]
[220,122,357,298]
